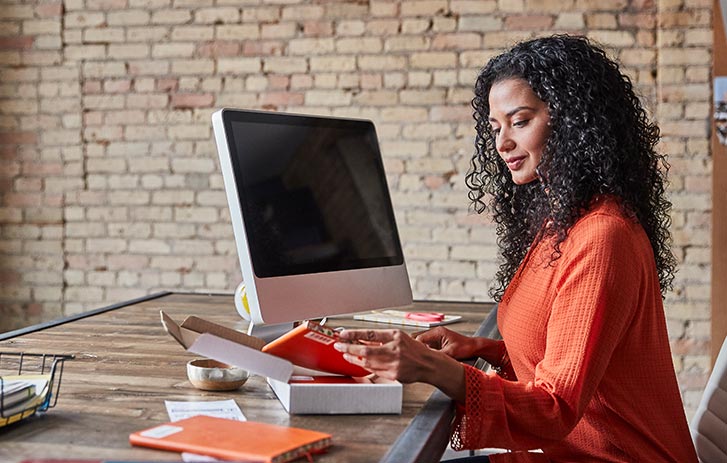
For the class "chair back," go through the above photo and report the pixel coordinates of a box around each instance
[690,336,727,462]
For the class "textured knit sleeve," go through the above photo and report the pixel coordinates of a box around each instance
[492,339,516,381]
[452,213,643,451]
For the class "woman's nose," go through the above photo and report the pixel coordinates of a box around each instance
[496,129,515,153]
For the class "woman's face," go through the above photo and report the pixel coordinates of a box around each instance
[487,78,551,185]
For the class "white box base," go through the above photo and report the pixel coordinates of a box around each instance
[267,376,402,415]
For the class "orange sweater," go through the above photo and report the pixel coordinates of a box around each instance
[451,198,697,462]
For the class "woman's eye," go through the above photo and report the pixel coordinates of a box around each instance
[513,119,529,127]
[491,127,501,136]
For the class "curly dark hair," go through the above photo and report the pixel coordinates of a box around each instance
[465,35,676,301]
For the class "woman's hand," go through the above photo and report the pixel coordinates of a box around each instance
[413,326,497,360]
[334,329,433,383]
[333,328,466,401]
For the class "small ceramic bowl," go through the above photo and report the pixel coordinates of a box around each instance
[186,358,249,391]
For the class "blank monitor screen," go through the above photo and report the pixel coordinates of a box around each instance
[225,111,403,278]
[213,109,412,325]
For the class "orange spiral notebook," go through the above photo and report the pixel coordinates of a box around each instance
[129,415,332,463]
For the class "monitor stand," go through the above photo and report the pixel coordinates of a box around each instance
[247,321,294,343]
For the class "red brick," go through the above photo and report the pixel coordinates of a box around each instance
[0,131,37,144]
[84,111,104,126]
[83,80,102,94]
[672,338,709,355]
[0,178,12,193]
[424,175,447,189]
[4,193,41,207]
[242,40,284,56]
[260,92,305,107]
[0,162,20,177]
[361,73,382,89]
[26,303,43,316]
[431,33,481,50]
[197,41,241,58]
[618,13,656,29]
[21,162,63,175]
[35,2,63,17]
[505,15,555,30]
[0,146,15,160]
[303,21,334,37]
[0,270,21,285]
[14,177,42,191]
[171,93,214,109]
[44,194,63,207]
[636,30,655,47]
[631,0,655,10]
[104,79,132,93]
[0,36,35,50]
[156,78,179,92]
[268,75,290,89]
[64,255,86,269]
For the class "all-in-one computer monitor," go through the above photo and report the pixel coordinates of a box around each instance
[212,108,412,326]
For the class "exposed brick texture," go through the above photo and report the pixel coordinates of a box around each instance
[0,0,713,418]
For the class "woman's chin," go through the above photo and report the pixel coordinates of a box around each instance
[511,172,538,185]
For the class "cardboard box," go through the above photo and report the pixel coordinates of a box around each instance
[161,311,402,415]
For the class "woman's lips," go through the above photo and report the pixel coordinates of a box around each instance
[505,156,526,170]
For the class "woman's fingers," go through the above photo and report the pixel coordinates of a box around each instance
[335,341,391,377]
[337,328,398,343]
[334,330,406,377]
[413,330,441,347]
[413,326,455,350]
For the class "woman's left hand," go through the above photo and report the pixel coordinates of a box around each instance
[334,328,467,401]
[333,329,434,383]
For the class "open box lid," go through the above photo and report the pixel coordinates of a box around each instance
[160,311,294,383]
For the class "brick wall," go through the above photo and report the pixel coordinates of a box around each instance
[0,0,75,328]
[656,0,712,413]
[0,0,713,416]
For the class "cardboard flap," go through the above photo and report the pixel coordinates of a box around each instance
[189,333,294,383]
[160,310,200,348]
[181,315,266,351]
[159,310,266,351]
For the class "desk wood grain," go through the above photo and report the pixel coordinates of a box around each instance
[0,293,493,463]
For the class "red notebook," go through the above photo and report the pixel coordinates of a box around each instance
[262,321,369,377]
[129,415,332,463]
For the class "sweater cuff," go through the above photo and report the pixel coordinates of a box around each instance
[451,364,493,451]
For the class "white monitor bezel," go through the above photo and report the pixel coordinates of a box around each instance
[212,108,412,325]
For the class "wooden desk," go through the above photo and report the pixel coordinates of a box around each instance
[0,292,495,463]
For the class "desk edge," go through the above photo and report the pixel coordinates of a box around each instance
[379,305,499,463]
[0,291,173,341]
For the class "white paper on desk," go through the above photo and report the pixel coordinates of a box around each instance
[181,452,225,462]
[164,399,245,422]
[165,400,247,463]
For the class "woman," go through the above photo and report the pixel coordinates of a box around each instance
[334,35,698,462]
